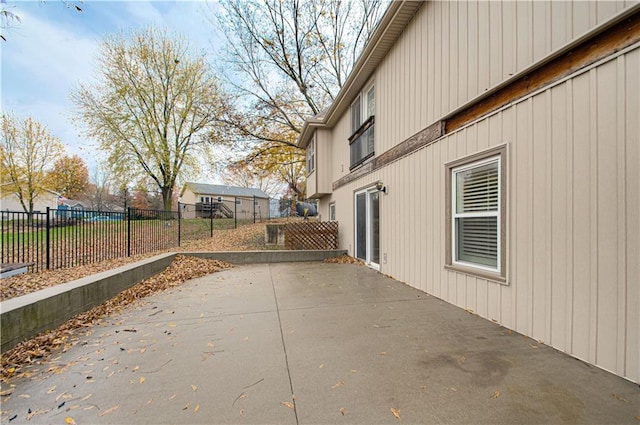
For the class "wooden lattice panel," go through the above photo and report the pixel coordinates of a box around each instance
[284,221,338,250]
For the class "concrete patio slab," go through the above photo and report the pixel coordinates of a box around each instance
[1,262,637,424]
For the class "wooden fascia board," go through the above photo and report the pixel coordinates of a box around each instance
[445,4,640,133]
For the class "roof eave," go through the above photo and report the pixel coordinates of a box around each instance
[297,0,424,148]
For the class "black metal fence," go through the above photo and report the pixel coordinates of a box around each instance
[1,197,318,275]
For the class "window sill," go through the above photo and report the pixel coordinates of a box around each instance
[444,264,508,285]
[349,153,375,171]
[348,115,375,143]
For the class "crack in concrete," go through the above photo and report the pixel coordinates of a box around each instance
[269,263,299,425]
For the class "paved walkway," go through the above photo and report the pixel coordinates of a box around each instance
[1,262,638,424]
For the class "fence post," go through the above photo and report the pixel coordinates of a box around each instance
[253,195,256,224]
[127,207,131,257]
[46,207,51,270]
[234,197,237,229]
[177,202,182,247]
[210,199,213,237]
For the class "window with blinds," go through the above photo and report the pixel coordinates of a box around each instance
[452,156,500,271]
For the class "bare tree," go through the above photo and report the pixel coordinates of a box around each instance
[220,159,285,198]
[83,165,113,211]
[212,0,387,194]
[72,26,231,210]
[1,0,83,41]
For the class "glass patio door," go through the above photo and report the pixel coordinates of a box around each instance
[355,188,380,268]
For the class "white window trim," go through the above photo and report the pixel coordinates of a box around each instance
[445,144,507,284]
[350,95,362,135]
[307,136,315,175]
[451,155,501,274]
[328,202,336,222]
[354,186,380,271]
[350,79,375,137]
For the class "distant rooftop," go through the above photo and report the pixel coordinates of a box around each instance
[183,182,270,199]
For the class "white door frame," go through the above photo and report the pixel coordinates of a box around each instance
[354,187,380,270]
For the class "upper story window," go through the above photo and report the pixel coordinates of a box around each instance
[306,136,315,175]
[351,85,375,133]
[349,83,375,170]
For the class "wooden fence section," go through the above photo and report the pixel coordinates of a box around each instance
[284,221,338,250]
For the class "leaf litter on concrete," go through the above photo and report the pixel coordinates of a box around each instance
[324,254,365,265]
[0,220,361,385]
[0,255,232,383]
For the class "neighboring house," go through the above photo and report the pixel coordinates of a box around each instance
[0,183,59,217]
[180,182,270,220]
[56,199,90,218]
[299,1,639,384]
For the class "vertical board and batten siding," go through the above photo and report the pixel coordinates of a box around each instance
[372,0,632,161]
[318,1,640,382]
[336,48,639,383]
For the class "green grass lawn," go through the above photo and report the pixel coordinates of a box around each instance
[1,217,254,271]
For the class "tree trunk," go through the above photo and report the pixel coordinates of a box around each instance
[161,186,173,212]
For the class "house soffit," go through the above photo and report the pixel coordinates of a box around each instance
[298,0,424,148]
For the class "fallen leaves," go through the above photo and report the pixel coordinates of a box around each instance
[611,393,629,403]
[191,384,198,392]
[390,407,401,420]
[491,390,500,399]
[332,380,345,389]
[281,401,295,410]
[25,409,49,420]
[0,388,14,396]
[64,417,76,425]
[0,221,273,303]
[1,256,232,382]
[324,255,365,265]
[99,404,119,417]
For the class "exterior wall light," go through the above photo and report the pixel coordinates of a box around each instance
[375,181,387,194]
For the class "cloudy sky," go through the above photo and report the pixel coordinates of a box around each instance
[1,0,223,173]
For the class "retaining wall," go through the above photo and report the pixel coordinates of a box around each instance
[0,250,346,353]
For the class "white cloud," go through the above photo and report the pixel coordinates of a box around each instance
[1,0,224,176]
[3,9,99,96]
[123,1,165,28]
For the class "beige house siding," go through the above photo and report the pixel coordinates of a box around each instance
[323,0,634,168]
[0,190,59,215]
[380,0,633,152]
[320,45,639,383]
[180,187,270,221]
[180,189,198,205]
